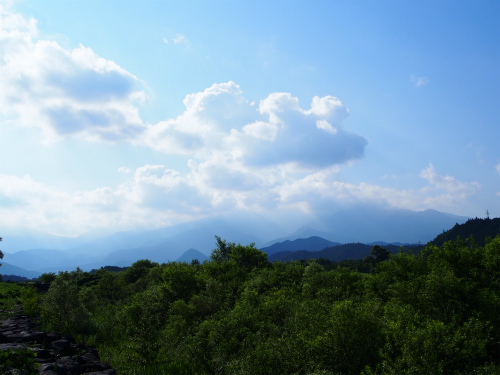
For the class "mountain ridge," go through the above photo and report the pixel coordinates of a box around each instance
[431,217,500,246]
[0,207,471,275]
[259,236,341,255]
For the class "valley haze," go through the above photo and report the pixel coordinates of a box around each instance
[1,207,470,277]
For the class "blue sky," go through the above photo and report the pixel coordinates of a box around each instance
[0,0,499,236]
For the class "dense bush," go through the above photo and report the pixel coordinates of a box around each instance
[35,236,500,375]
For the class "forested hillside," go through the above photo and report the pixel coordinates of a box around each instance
[18,234,500,375]
[268,242,425,263]
[432,217,500,246]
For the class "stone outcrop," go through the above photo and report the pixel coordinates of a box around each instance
[0,306,116,375]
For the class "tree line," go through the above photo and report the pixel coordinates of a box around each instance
[16,235,500,374]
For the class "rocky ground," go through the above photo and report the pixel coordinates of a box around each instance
[0,306,116,375]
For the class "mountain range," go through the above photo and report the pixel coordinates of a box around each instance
[0,207,472,278]
[265,242,425,263]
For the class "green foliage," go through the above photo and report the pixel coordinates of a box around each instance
[37,272,56,284]
[364,245,391,266]
[0,282,23,301]
[41,272,91,335]
[163,262,202,302]
[367,303,491,375]
[210,236,268,270]
[118,284,172,367]
[0,282,24,316]
[0,236,3,268]
[315,300,384,375]
[210,235,233,263]
[20,286,41,316]
[432,217,500,246]
[95,270,129,304]
[34,237,500,375]
[229,242,268,270]
[0,348,38,374]
[123,259,159,285]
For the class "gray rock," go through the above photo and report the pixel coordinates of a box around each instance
[1,306,116,375]
[50,338,70,354]
[0,343,25,350]
[38,363,56,372]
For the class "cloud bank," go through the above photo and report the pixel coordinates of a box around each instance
[0,163,480,236]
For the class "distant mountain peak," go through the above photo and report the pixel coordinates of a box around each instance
[176,249,209,263]
[260,236,340,255]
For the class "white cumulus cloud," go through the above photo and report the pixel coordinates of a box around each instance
[142,81,366,172]
[0,6,146,143]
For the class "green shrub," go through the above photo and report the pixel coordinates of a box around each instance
[0,348,38,374]
[20,286,41,316]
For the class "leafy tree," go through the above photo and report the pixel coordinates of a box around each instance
[210,235,233,263]
[163,262,201,302]
[41,272,91,334]
[210,236,268,270]
[371,245,391,262]
[123,259,159,284]
[37,272,57,284]
[0,236,3,267]
[121,284,171,366]
[95,270,128,304]
[229,243,268,270]
[364,245,390,268]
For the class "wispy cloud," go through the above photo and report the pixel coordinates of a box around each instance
[410,74,429,87]
[118,167,131,174]
[164,33,189,46]
[173,33,188,45]
[419,163,480,200]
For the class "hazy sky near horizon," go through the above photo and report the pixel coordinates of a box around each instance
[0,0,499,236]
